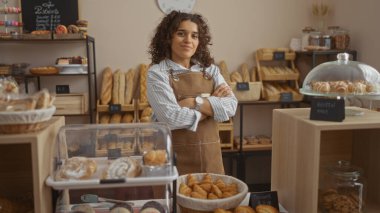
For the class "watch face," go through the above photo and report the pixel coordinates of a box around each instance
[157,0,196,14]
[196,96,204,104]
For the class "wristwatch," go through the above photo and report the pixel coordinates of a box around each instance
[195,96,204,111]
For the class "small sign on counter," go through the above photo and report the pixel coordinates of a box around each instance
[310,98,345,122]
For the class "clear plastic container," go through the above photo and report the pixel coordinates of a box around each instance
[319,160,366,213]
[46,122,178,190]
[300,53,380,97]
[309,31,322,47]
[323,35,332,49]
[334,29,350,50]
[301,26,315,51]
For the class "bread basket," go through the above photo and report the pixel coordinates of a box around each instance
[177,173,248,213]
[0,106,56,134]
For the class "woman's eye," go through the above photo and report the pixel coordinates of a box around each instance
[192,34,199,39]
[176,31,185,37]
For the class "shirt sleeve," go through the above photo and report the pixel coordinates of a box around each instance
[207,65,238,122]
[147,66,201,131]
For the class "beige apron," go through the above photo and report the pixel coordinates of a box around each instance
[169,70,225,175]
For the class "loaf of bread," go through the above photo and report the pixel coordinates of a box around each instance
[125,68,136,104]
[110,113,122,123]
[230,71,243,83]
[112,69,121,104]
[99,114,110,124]
[250,67,257,82]
[118,71,125,105]
[35,89,51,109]
[139,64,148,103]
[240,63,250,82]
[218,60,231,84]
[100,67,113,105]
[30,66,59,75]
[122,113,134,123]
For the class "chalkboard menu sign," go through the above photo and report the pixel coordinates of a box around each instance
[21,0,78,32]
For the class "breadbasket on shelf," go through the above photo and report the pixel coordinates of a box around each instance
[0,106,56,134]
[177,173,248,213]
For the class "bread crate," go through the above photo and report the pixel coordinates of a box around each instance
[54,93,88,115]
[230,82,262,101]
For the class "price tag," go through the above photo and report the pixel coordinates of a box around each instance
[109,104,121,113]
[273,51,285,60]
[310,98,345,122]
[249,191,279,210]
[280,92,293,102]
[56,85,70,94]
[236,82,250,91]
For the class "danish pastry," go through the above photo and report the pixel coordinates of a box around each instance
[103,157,141,179]
[56,157,97,180]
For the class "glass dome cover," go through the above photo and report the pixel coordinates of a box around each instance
[300,53,380,97]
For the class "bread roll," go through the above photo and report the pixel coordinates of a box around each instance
[143,149,167,166]
[240,63,250,82]
[125,68,136,104]
[110,113,122,123]
[122,113,134,123]
[100,67,113,105]
[119,71,125,104]
[230,71,243,83]
[139,64,148,103]
[112,69,121,104]
[99,114,110,124]
[218,60,231,84]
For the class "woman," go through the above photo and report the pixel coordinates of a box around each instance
[147,11,237,175]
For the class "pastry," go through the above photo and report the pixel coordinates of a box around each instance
[68,25,80,33]
[56,157,97,180]
[125,68,136,104]
[201,173,212,184]
[30,66,59,75]
[139,64,148,103]
[76,20,88,27]
[100,67,113,105]
[240,63,250,82]
[35,89,50,109]
[103,157,142,179]
[110,203,134,213]
[329,81,348,93]
[234,206,256,213]
[112,70,121,104]
[348,81,367,94]
[214,208,232,213]
[208,192,219,199]
[71,204,95,213]
[211,184,223,198]
[143,149,167,166]
[99,114,110,124]
[179,183,192,196]
[312,81,330,93]
[31,30,51,35]
[140,201,166,213]
[55,25,68,34]
[255,205,279,213]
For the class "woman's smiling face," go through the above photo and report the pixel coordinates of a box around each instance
[170,20,199,68]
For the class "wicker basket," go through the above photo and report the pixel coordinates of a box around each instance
[177,173,248,213]
[0,106,56,134]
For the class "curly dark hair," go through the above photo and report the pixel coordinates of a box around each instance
[148,11,214,67]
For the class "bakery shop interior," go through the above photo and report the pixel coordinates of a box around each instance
[1,0,380,213]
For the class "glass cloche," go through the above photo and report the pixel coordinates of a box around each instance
[300,53,380,97]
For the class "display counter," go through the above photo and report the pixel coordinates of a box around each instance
[0,116,65,213]
[271,107,380,213]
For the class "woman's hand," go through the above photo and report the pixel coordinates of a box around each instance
[212,83,232,97]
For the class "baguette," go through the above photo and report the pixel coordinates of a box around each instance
[124,68,136,104]
[139,64,148,103]
[118,71,125,105]
[230,71,243,83]
[218,60,231,84]
[99,114,110,124]
[100,67,113,105]
[240,63,250,82]
[250,67,257,82]
[112,69,121,104]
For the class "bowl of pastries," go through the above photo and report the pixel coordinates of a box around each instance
[177,173,249,213]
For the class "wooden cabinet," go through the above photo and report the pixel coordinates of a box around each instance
[271,107,380,213]
[0,116,65,213]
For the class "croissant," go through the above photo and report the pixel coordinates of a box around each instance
[234,206,256,213]
[255,205,279,213]
[201,173,213,184]
[211,184,223,198]
[187,174,199,187]
[214,178,226,190]
[199,183,212,192]
[190,191,207,199]
[193,184,207,197]
[208,193,219,200]
[214,208,232,213]
[179,183,192,197]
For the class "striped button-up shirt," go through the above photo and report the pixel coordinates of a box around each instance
[147,59,237,131]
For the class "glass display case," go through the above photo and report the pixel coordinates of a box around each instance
[300,53,380,97]
[46,122,178,213]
